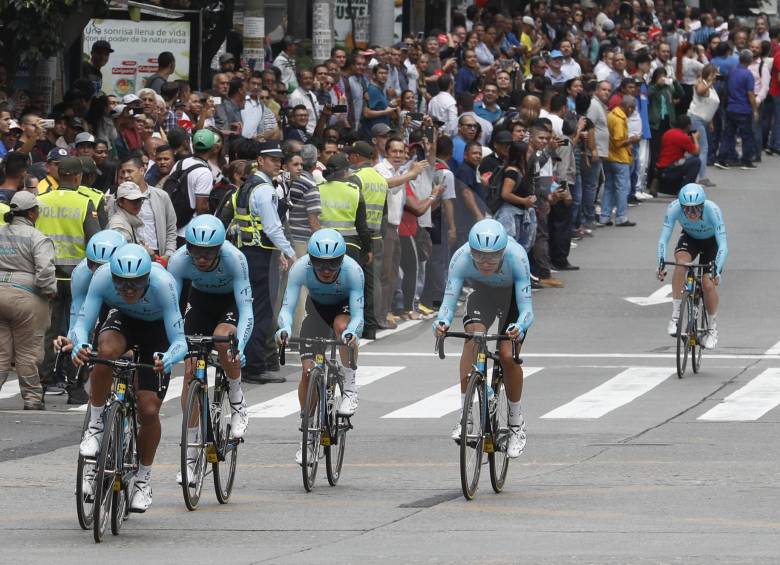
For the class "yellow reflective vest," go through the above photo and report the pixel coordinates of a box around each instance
[36,188,90,268]
[351,166,387,234]
[318,180,360,237]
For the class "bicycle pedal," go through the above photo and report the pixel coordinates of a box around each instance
[483,437,495,454]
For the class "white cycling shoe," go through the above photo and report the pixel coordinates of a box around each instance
[338,390,359,416]
[129,477,153,513]
[667,318,679,337]
[450,421,462,443]
[701,328,719,349]
[230,398,249,439]
[79,425,104,458]
[506,422,527,458]
[175,460,196,487]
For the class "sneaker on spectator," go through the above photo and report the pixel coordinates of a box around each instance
[417,303,436,317]
[539,278,564,288]
[44,383,67,396]
[740,162,757,170]
[713,161,731,170]
[698,178,716,188]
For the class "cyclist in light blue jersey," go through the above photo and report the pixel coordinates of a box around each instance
[71,244,188,513]
[275,229,364,465]
[167,215,253,486]
[657,183,728,349]
[434,219,534,459]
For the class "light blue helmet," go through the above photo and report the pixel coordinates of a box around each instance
[185,214,226,247]
[110,244,152,278]
[86,230,126,265]
[468,219,508,253]
[308,229,346,259]
[678,183,706,207]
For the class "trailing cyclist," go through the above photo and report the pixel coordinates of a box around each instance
[71,244,188,513]
[274,229,365,465]
[657,183,727,349]
[434,219,534,459]
[167,215,253,485]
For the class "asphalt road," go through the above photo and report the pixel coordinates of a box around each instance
[2,162,780,564]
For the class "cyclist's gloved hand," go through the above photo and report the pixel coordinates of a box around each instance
[506,323,523,341]
[237,350,246,367]
[275,328,289,346]
[72,343,91,366]
[154,352,172,374]
[433,320,448,337]
[342,332,356,347]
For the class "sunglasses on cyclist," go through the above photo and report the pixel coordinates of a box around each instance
[187,243,220,261]
[471,249,504,265]
[682,205,703,216]
[311,257,343,272]
[112,274,149,291]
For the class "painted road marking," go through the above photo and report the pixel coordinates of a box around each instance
[0,379,20,400]
[765,341,780,355]
[698,369,780,421]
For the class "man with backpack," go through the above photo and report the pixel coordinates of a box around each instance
[163,129,217,246]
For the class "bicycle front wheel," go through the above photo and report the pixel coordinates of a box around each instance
[111,408,136,535]
[92,403,121,543]
[676,293,692,378]
[460,371,485,500]
[212,369,239,503]
[76,409,95,530]
[325,374,347,487]
[488,371,510,493]
[301,367,323,492]
[692,299,708,374]
[181,380,208,511]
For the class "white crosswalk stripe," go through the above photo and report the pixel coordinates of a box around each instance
[0,379,20,400]
[382,367,543,419]
[541,367,674,419]
[248,366,404,418]
[698,369,780,421]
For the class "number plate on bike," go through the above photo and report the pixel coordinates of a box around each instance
[316,354,325,365]
[197,360,206,370]
[117,383,126,394]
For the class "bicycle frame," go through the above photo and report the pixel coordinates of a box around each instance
[662,261,713,345]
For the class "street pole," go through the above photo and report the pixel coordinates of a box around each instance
[244,0,265,72]
[369,0,395,47]
[312,0,333,63]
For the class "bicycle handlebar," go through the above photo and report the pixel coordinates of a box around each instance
[660,260,715,271]
[185,334,238,359]
[435,331,522,364]
[85,351,157,372]
[278,333,357,370]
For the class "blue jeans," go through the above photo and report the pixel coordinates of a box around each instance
[770,95,780,151]
[689,114,709,180]
[629,143,639,196]
[570,171,583,228]
[718,111,755,164]
[601,161,631,224]
[495,203,536,253]
[580,158,602,224]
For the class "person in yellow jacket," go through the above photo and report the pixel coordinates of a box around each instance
[35,156,100,399]
[37,147,69,195]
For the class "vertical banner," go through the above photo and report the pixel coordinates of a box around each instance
[334,0,369,49]
[83,18,191,96]
[312,1,333,63]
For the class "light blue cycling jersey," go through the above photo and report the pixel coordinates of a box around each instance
[657,200,728,275]
[276,254,365,339]
[68,259,93,334]
[167,241,254,355]
[436,239,534,334]
[70,262,188,371]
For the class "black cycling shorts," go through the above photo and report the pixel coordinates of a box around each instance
[184,287,238,335]
[299,298,351,358]
[463,283,518,334]
[99,309,171,400]
[675,233,718,265]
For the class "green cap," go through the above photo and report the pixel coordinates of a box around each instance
[193,129,218,151]
[58,156,84,176]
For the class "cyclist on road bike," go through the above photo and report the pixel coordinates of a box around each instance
[168,215,253,485]
[71,244,188,513]
[657,183,728,349]
[275,229,364,465]
[434,219,534,459]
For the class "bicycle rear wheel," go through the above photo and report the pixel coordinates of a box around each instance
[676,293,692,378]
[212,369,239,503]
[181,380,208,510]
[325,373,347,486]
[488,371,510,493]
[692,298,708,374]
[111,406,136,535]
[92,403,120,543]
[76,410,95,530]
[301,367,323,492]
[460,371,485,500]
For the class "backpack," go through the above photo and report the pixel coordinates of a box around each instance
[162,159,210,229]
[485,166,508,215]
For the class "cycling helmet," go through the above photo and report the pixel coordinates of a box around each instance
[110,244,153,278]
[86,230,125,265]
[678,183,706,207]
[185,214,226,247]
[308,229,347,259]
[468,219,508,253]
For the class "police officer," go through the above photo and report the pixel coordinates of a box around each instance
[37,147,69,194]
[77,156,109,228]
[228,140,296,383]
[0,192,56,410]
[36,156,100,398]
[345,141,393,334]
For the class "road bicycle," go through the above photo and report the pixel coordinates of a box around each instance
[435,331,522,500]
[278,334,355,492]
[180,334,242,510]
[661,261,714,378]
[83,351,153,543]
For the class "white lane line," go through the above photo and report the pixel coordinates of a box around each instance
[765,341,780,355]
[248,365,404,418]
[0,379,20,400]
[541,367,673,419]
[359,318,425,347]
[382,367,542,419]
[698,369,780,421]
[359,351,780,360]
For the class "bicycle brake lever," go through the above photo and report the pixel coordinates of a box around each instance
[436,336,446,359]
